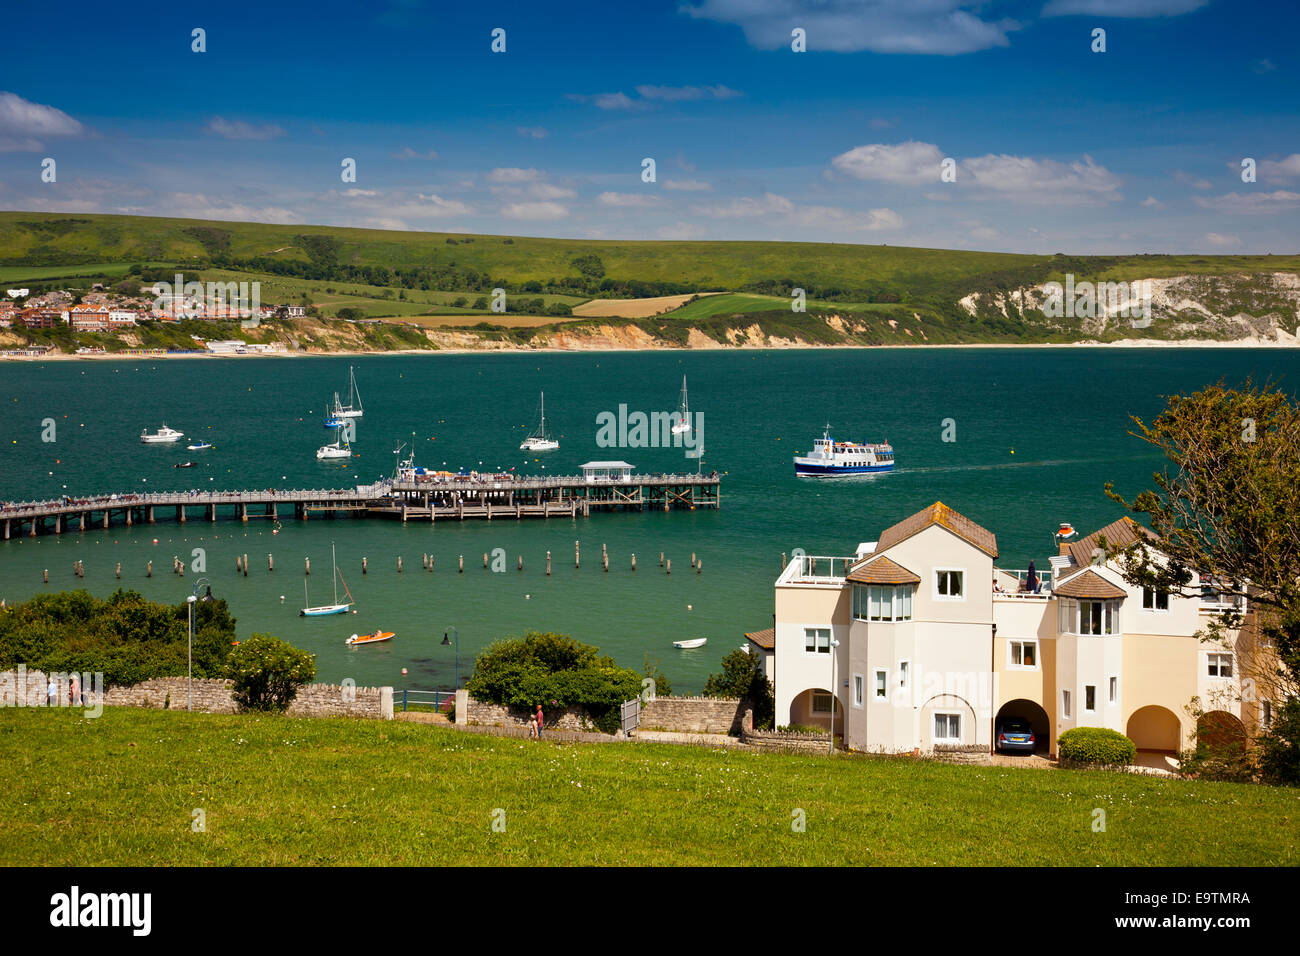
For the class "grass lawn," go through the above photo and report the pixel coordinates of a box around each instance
[1,708,1296,866]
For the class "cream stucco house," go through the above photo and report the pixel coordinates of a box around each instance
[767,502,1262,758]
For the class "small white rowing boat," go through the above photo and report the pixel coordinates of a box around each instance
[673,637,707,649]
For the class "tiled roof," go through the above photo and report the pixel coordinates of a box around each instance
[1066,516,1156,570]
[1053,569,1127,599]
[744,627,774,650]
[877,501,998,558]
[846,555,921,585]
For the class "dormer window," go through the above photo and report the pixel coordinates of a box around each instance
[1058,597,1121,635]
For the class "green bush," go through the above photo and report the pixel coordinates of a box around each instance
[226,634,316,713]
[1057,727,1137,766]
[703,649,775,729]
[466,631,641,732]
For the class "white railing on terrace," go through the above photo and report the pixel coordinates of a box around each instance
[781,555,852,585]
[994,567,1053,598]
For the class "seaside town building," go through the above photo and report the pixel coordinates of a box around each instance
[760,502,1269,761]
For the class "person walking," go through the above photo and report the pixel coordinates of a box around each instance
[528,714,538,739]
[47,676,58,707]
[69,674,80,707]
[535,703,545,737]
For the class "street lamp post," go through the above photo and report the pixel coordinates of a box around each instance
[186,595,196,712]
[441,627,460,690]
[829,636,841,755]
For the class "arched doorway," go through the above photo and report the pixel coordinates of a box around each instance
[1126,705,1181,753]
[995,699,1050,754]
[788,687,840,733]
[1196,710,1247,752]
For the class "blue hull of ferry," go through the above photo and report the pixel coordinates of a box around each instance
[795,462,894,477]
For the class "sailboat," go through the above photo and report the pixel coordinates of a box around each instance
[317,431,351,459]
[301,543,354,616]
[332,366,363,420]
[520,391,559,451]
[672,375,691,435]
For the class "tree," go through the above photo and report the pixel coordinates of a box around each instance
[226,633,316,712]
[1106,380,1300,783]
[703,649,774,729]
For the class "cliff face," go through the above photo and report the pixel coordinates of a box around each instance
[958,272,1300,343]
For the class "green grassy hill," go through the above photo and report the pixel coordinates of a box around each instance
[1,707,1295,866]
[2,211,1298,352]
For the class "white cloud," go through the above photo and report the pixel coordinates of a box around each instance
[516,126,550,139]
[415,193,474,216]
[633,84,742,102]
[392,147,438,160]
[1193,191,1300,214]
[1172,169,1213,190]
[682,0,1021,55]
[500,201,569,221]
[1203,232,1242,248]
[0,91,84,151]
[487,167,542,183]
[792,205,902,231]
[528,182,576,201]
[1140,196,1164,208]
[1042,0,1208,16]
[1252,58,1276,74]
[832,141,946,185]
[961,153,1123,204]
[204,117,286,141]
[664,179,712,192]
[567,92,643,110]
[342,188,378,197]
[1259,154,1300,182]
[161,193,301,223]
[597,192,660,208]
[693,192,795,218]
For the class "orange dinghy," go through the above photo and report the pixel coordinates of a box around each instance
[346,630,395,646]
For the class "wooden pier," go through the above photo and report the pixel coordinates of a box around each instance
[0,472,720,538]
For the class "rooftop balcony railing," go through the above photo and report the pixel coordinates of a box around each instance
[780,554,852,586]
[994,567,1053,599]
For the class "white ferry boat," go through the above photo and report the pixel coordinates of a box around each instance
[793,426,894,477]
[141,424,184,444]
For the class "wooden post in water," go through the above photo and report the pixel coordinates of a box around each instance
[483,552,488,569]
[305,556,311,575]
[546,551,551,575]
[659,551,664,567]
[666,558,671,575]
[781,553,786,573]
[575,540,580,568]
[43,569,48,584]
[362,557,367,574]
[116,562,121,579]
[268,553,274,572]
[235,555,242,573]
[458,555,463,573]
[518,555,523,572]
[631,553,636,571]
[146,560,152,578]
[397,556,402,573]
[697,558,702,574]
[691,552,696,568]
[243,554,248,577]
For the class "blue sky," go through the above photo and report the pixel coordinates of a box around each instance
[1,0,1297,253]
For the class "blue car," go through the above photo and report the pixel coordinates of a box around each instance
[996,717,1037,754]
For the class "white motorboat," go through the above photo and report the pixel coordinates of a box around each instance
[673,637,708,649]
[520,390,559,451]
[187,441,213,451]
[141,424,184,443]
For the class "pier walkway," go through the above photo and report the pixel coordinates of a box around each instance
[0,471,720,538]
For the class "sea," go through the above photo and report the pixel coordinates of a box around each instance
[1,347,1294,694]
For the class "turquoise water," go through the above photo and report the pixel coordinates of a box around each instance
[1,348,1296,693]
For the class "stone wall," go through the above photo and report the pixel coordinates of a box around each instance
[931,744,991,765]
[463,695,601,733]
[0,668,392,720]
[640,696,746,735]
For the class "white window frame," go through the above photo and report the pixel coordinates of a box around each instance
[852,674,864,708]
[1207,653,1233,678]
[932,711,962,744]
[1008,640,1039,670]
[1108,675,1118,705]
[804,627,831,655]
[934,567,966,601]
[873,668,888,700]
[1062,689,1072,719]
[853,583,914,622]
[1084,684,1097,713]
